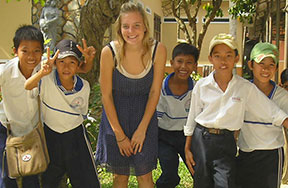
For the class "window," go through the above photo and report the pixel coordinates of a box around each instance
[154,13,161,41]
[163,17,198,23]
[202,17,229,23]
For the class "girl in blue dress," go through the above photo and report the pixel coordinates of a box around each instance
[96,2,166,188]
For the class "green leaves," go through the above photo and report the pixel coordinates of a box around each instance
[33,0,46,7]
[44,38,51,45]
[6,0,21,2]
[6,0,45,6]
[203,2,223,18]
[229,0,257,24]
[192,71,202,81]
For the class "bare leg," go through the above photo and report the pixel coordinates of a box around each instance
[113,174,129,188]
[137,172,154,188]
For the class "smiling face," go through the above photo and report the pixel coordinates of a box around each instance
[208,43,239,76]
[171,54,197,81]
[120,11,146,45]
[249,57,277,83]
[55,56,80,82]
[14,40,43,76]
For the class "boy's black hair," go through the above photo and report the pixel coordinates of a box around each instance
[281,68,288,84]
[13,25,44,51]
[172,43,199,62]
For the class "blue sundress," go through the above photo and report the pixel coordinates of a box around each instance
[95,41,159,176]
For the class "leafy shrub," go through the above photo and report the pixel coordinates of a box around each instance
[85,83,102,152]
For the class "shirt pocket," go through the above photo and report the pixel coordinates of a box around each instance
[226,96,244,115]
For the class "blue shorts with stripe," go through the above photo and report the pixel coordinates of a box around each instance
[42,124,100,188]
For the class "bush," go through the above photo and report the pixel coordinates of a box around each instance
[85,83,102,151]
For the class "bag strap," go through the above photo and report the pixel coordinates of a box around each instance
[6,95,41,136]
[6,122,11,136]
[37,95,41,121]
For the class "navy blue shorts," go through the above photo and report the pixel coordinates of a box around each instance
[191,124,237,188]
[236,148,283,188]
[42,124,100,188]
[156,128,189,188]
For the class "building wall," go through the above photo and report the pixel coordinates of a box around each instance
[162,1,243,75]
[0,0,244,76]
[0,0,31,61]
[0,0,163,61]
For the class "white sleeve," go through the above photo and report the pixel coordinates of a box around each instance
[156,91,165,119]
[184,82,202,136]
[0,64,6,86]
[246,84,288,127]
[278,88,288,114]
[83,81,90,115]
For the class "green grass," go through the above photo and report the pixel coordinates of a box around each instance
[98,160,193,188]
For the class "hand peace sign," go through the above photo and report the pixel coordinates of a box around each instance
[77,38,96,64]
[41,47,59,76]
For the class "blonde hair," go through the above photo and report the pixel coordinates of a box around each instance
[115,2,153,67]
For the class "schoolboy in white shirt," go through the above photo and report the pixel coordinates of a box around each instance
[184,33,288,188]
[156,43,198,188]
[0,25,45,188]
[237,42,288,188]
[25,39,100,188]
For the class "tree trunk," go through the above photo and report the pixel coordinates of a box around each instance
[198,0,223,52]
[163,0,223,54]
[78,0,128,85]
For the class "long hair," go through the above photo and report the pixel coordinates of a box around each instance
[115,2,153,67]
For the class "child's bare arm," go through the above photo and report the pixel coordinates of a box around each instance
[25,70,45,90]
[25,48,59,90]
[282,118,288,129]
[185,136,196,175]
[77,38,96,73]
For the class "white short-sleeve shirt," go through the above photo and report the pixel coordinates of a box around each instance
[184,72,288,136]
[238,82,288,151]
[37,69,90,133]
[157,73,194,131]
[0,57,39,136]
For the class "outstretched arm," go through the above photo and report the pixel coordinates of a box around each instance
[282,119,288,129]
[77,38,96,73]
[24,48,59,90]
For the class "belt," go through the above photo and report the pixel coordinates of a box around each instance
[196,124,233,135]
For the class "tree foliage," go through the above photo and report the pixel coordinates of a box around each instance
[229,0,257,24]
[6,0,46,6]
[162,0,223,52]
[32,0,45,6]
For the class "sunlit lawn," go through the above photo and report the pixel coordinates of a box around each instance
[98,160,193,188]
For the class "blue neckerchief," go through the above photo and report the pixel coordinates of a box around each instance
[55,70,83,95]
[163,72,194,99]
[250,79,276,99]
